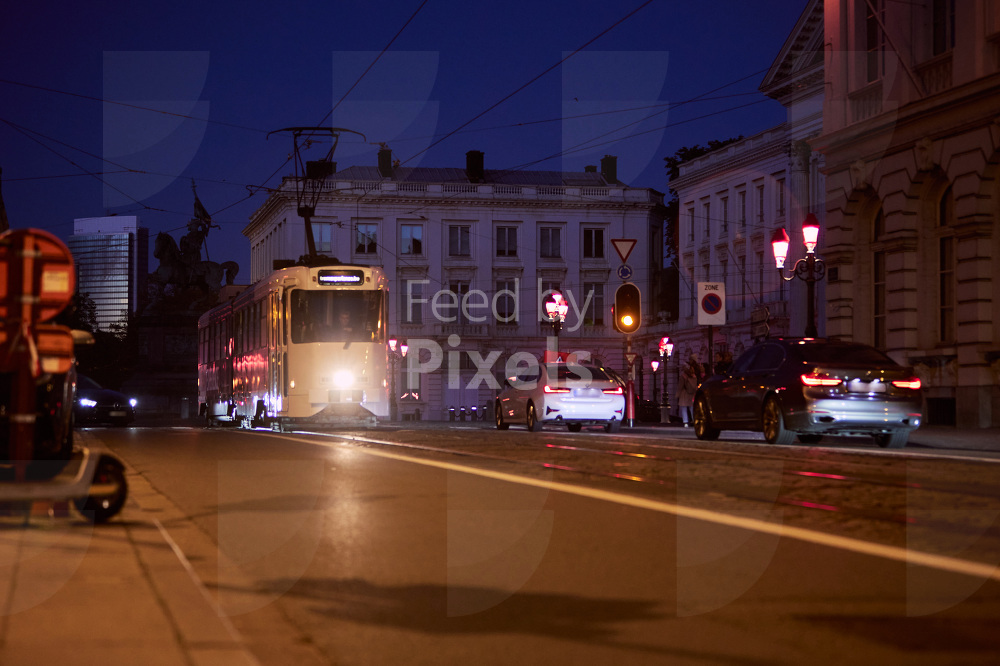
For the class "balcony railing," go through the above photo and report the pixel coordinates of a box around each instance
[849,82,883,123]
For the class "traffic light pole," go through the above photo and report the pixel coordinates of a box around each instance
[625,336,635,428]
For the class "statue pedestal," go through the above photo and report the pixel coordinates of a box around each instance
[121,312,200,422]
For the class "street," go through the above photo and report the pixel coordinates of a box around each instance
[19,421,997,665]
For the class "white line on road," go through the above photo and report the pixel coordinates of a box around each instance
[283,433,1000,584]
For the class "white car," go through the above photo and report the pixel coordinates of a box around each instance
[495,361,626,432]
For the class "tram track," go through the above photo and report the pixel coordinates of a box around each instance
[276,426,1000,565]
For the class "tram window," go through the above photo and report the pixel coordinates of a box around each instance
[290,290,385,344]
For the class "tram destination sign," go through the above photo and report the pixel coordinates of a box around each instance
[318,269,365,285]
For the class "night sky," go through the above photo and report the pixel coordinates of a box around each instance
[1,0,806,277]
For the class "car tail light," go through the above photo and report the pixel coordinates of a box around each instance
[800,373,842,387]
[602,386,624,394]
[543,385,571,393]
[891,378,921,390]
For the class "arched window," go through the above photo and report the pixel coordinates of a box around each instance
[872,207,886,349]
[937,185,955,342]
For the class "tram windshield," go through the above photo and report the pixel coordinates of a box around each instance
[291,289,385,344]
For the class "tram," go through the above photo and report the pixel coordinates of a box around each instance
[198,263,389,429]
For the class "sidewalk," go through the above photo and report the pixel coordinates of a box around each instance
[0,432,259,666]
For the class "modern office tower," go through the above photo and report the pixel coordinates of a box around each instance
[68,216,149,331]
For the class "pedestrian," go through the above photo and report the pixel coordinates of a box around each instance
[677,353,701,426]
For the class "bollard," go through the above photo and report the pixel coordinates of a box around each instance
[449,406,456,421]
[459,406,466,421]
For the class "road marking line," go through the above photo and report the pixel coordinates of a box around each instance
[285,434,1000,583]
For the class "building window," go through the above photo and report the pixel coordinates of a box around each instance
[756,251,765,301]
[703,202,711,238]
[932,0,955,57]
[496,280,517,323]
[401,279,423,324]
[937,185,955,343]
[873,208,884,240]
[938,238,954,343]
[400,368,420,400]
[583,228,604,259]
[401,224,423,255]
[540,227,561,258]
[582,283,604,325]
[315,222,332,254]
[738,190,747,228]
[687,208,695,241]
[443,281,471,324]
[496,226,518,257]
[864,0,886,83]
[720,197,729,233]
[776,179,785,217]
[757,184,765,223]
[355,223,377,255]
[874,251,886,349]
[739,255,747,308]
[449,225,470,257]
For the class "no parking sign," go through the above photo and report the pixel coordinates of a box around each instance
[697,281,726,326]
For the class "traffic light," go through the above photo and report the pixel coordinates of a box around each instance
[613,283,641,334]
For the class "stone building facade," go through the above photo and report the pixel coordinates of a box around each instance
[243,150,666,420]
[815,0,1000,426]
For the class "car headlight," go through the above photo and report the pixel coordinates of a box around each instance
[79,398,98,408]
[129,399,138,408]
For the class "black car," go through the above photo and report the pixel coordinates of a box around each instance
[693,338,923,448]
[75,375,136,426]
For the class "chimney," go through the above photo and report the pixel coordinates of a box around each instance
[584,165,597,173]
[600,155,618,184]
[466,150,485,183]
[378,146,394,178]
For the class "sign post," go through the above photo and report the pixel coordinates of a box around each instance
[0,229,75,481]
[697,282,726,376]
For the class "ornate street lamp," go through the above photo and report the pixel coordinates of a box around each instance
[544,291,570,337]
[650,359,660,404]
[388,336,408,421]
[657,336,673,423]
[771,213,826,338]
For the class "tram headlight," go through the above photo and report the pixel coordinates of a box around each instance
[333,369,354,389]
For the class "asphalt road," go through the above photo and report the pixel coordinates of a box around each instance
[88,424,1000,665]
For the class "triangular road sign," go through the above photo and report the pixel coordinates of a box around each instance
[611,238,637,263]
[625,352,638,368]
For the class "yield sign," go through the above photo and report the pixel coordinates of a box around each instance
[625,352,638,368]
[611,238,637,264]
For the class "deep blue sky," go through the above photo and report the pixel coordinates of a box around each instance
[1,0,806,277]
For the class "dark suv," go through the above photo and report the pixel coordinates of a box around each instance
[693,338,923,448]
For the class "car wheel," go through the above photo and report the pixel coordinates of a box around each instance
[526,403,544,432]
[873,430,908,448]
[762,397,794,445]
[495,401,509,430]
[568,423,582,433]
[797,434,823,444]
[604,419,621,433]
[73,454,128,524]
[693,398,720,440]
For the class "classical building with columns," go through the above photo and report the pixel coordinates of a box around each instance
[815,0,1000,427]
[666,0,826,384]
[243,150,666,421]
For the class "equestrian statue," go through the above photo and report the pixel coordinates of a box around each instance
[148,183,239,312]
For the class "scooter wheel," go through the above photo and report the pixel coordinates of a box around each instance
[73,454,128,524]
